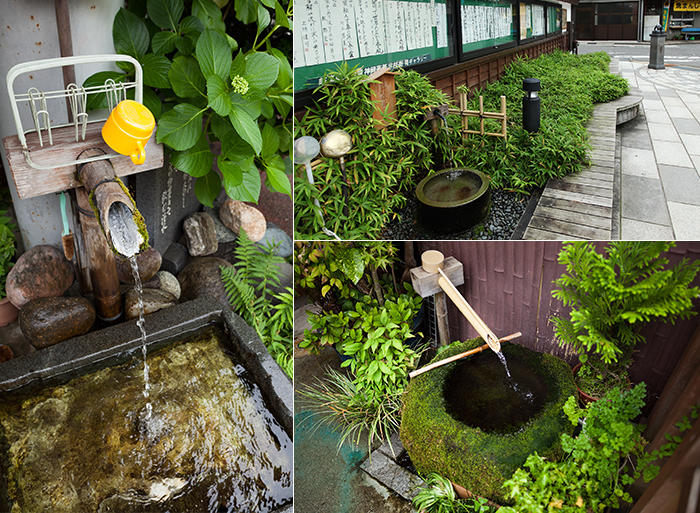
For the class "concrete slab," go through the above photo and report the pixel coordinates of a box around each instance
[643,99,666,111]
[658,164,700,206]
[648,123,682,142]
[645,109,673,124]
[665,105,695,119]
[621,175,672,225]
[657,87,679,97]
[691,154,700,172]
[621,218,674,240]
[673,117,700,135]
[652,140,694,167]
[621,147,659,178]
[680,133,700,155]
[668,202,700,239]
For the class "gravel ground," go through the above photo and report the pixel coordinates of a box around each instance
[380,188,532,240]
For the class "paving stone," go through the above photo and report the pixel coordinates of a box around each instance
[680,133,700,155]
[621,175,672,225]
[658,164,700,206]
[621,147,659,178]
[673,118,700,135]
[668,202,700,239]
[361,451,424,502]
[621,218,674,240]
[652,140,694,167]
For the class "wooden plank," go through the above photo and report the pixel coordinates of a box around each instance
[410,256,464,297]
[3,122,164,199]
[560,172,614,187]
[527,215,611,240]
[541,187,613,208]
[532,204,612,230]
[522,227,583,240]
[538,191,614,219]
[547,179,614,198]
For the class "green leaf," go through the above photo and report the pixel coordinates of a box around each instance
[234,0,258,24]
[244,52,279,90]
[261,123,279,158]
[210,113,234,140]
[142,86,162,119]
[226,34,239,52]
[170,133,213,177]
[196,29,232,80]
[207,75,233,116]
[176,34,197,55]
[335,247,364,284]
[268,47,292,88]
[259,0,276,8]
[256,3,271,36]
[147,0,184,31]
[231,51,246,78]
[151,31,180,54]
[179,15,206,36]
[264,154,291,196]
[221,129,255,161]
[140,53,171,89]
[193,0,223,20]
[156,103,205,151]
[82,71,127,111]
[168,56,206,98]
[218,155,246,187]
[194,170,222,207]
[230,91,263,119]
[274,0,290,27]
[223,159,261,202]
[113,8,150,58]
[229,108,262,154]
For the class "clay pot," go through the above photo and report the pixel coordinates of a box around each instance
[0,297,19,326]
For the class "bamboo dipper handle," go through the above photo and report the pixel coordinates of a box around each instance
[437,268,500,353]
[409,332,522,379]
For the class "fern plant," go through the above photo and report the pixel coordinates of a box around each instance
[221,230,292,378]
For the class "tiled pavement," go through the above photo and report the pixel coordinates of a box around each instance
[524,59,700,240]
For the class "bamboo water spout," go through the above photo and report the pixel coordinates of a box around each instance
[73,148,147,321]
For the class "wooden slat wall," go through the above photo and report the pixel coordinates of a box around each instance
[427,33,569,101]
[416,241,700,415]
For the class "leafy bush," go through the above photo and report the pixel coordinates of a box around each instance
[499,384,659,513]
[413,473,496,513]
[220,230,292,377]
[294,65,452,240]
[85,0,292,206]
[0,210,16,299]
[453,51,629,191]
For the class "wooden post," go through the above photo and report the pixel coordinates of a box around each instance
[435,291,450,347]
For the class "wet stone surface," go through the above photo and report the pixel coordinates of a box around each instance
[19,296,96,349]
[6,245,75,309]
[381,188,530,240]
[124,288,178,320]
[115,247,162,284]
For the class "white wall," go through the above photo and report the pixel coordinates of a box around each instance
[0,0,123,250]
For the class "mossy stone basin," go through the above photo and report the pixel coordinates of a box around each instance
[400,339,576,504]
[415,168,490,234]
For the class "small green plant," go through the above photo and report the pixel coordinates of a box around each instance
[552,241,700,397]
[85,0,292,207]
[0,210,17,299]
[499,383,658,513]
[220,230,292,377]
[413,473,496,513]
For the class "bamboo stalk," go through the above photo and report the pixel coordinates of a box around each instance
[409,332,523,379]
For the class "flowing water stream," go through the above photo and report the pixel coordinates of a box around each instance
[129,255,151,425]
[496,350,511,378]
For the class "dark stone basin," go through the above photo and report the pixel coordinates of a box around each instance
[416,168,491,234]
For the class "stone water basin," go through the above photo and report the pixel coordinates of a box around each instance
[415,168,491,234]
[0,298,293,513]
[400,339,576,504]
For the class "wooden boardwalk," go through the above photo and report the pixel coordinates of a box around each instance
[522,60,643,240]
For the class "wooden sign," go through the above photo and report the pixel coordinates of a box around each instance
[367,68,398,128]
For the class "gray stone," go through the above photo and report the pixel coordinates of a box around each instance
[203,204,238,244]
[219,199,266,242]
[0,344,14,363]
[115,246,162,284]
[161,242,189,276]
[361,450,425,501]
[142,270,181,300]
[255,223,292,258]
[132,160,201,255]
[6,245,75,309]
[183,213,219,257]
[658,164,700,206]
[621,175,672,225]
[19,296,96,349]
[124,288,178,320]
[177,257,234,306]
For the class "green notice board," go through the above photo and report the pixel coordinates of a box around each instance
[460,0,516,53]
[547,5,561,33]
[293,0,451,92]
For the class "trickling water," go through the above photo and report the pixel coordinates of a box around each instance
[109,202,140,258]
[129,255,151,423]
[497,350,511,378]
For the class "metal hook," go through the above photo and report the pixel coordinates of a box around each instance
[67,84,88,141]
[27,87,52,147]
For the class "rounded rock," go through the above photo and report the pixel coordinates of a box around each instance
[6,245,75,309]
[183,212,219,257]
[143,271,181,300]
[218,199,266,242]
[124,288,178,320]
[177,257,234,305]
[115,246,162,284]
[19,296,96,349]
[0,344,14,363]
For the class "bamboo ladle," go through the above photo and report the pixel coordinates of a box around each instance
[409,250,522,379]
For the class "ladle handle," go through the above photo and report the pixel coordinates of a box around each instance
[408,332,522,379]
[437,268,500,352]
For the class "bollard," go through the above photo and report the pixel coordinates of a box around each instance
[649,24,666,70]
[522,78,541,133]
